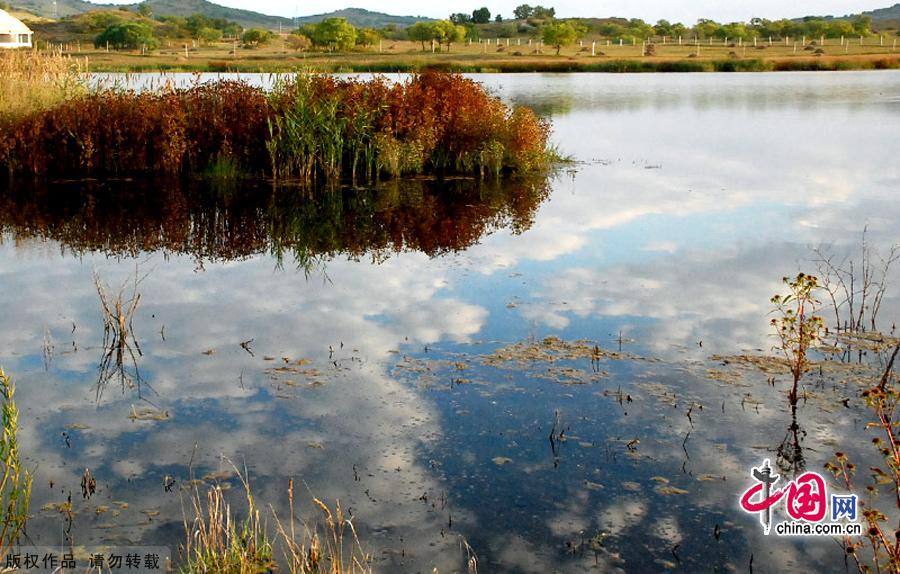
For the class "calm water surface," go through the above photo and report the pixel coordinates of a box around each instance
[1,71,899,573]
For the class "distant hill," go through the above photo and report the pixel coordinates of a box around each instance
[6,1,430,30]
[294,8,431,28]
[6,0,294,29]
[862,3,900,20]
[795,3,900,24]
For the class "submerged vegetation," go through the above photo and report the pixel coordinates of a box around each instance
[0,67,553,183]
[0,368,32,563]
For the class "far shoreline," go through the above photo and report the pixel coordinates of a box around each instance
[61,52,900,74]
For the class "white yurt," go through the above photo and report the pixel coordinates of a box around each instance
[0,9,33,49]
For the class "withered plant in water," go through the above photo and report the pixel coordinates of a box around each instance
[94,268,149,403]
[770,273,825,403]
[826,345,900,574]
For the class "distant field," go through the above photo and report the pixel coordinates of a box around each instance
[38,36,900,73]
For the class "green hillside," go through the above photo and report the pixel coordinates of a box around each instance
[5,1,430,30]
[294,8,431,27]
[6,0,294,29]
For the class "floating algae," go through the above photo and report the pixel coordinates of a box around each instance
[482,336,623,367]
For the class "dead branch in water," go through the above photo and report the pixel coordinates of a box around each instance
[93,266,153,404]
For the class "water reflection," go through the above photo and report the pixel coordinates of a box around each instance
[0,72,898,573]
[0,176,550,264]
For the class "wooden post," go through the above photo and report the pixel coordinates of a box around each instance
[591,41,595,56]
[802,36,805,45]
[184,43,189,58]
[678,35,682,46]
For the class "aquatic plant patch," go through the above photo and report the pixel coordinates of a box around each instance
[0,73,552,183]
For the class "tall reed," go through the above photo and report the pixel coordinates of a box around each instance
[181,466,371,574]
[0,367,32,562]
[0,73,552,183]
[0,50,87,121]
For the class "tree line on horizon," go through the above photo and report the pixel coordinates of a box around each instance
[21,0,890,53]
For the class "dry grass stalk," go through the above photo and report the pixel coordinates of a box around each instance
[94,267,146,403]
[0,367,32,563]
[181,463,371,574]
[0,50,87,121]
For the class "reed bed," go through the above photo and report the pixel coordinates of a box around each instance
[0,50,87,122]
[0,72,552,183]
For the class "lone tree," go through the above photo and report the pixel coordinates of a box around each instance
[241,28,273,47]
[95,22,158,50]
[514,4,534,19]
[541,21,578,55]
[435,20,467,51]
[407,21,436,50]
[356,27,381,47]
[286,33,312,51]
[471,7,491,24]
[449,13,471,24]
[310,18,357,51]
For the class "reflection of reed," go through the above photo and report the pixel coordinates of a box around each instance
[93,268,149,404]
[0,176,551,265]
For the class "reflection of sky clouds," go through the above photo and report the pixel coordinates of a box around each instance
[1,72,899,572]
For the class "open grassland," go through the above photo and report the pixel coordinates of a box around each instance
[30,37,900,72]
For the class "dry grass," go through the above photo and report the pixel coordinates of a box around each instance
[0,368,32,563]
[181,465,371,574]
[0,50,87,121]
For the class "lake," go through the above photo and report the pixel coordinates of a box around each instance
[1,71,899,573]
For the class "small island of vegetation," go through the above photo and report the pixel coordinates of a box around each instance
[0,51,553,183]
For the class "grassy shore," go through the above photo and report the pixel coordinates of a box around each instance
[37,38,900,73]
